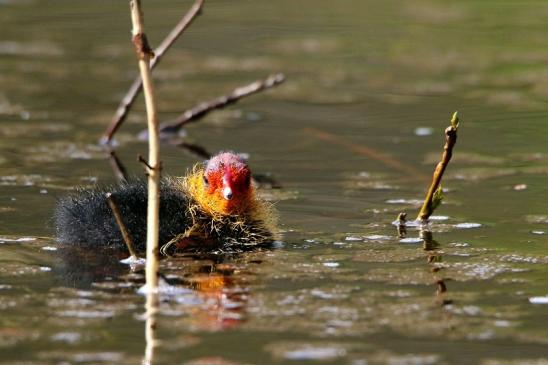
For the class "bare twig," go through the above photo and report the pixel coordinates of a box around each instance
[129,2,161,364]
[138,73,286,140]
[106,149,129,182]
[172,140,212,160]
[129,0,160,291]
[101,0,205,144]
[137,154,154,171]
[416,112,459,221]
[106,193,138,258]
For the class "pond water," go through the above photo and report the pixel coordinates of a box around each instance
[1,0,547,364]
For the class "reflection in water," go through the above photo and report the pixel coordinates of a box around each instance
[397,223,452,307]
[420,228,452,307]
[419,228,439,251]
[53,247,262,332]
[143,292,159,365]
[53,246,131,289]
[166,253,254,331]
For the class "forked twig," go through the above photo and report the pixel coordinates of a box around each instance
[101,0,205,144]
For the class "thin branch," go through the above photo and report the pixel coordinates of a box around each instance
[139,73,286,140]
[416,112,459,221]
[137,154,154,171]
[106,193,138,258]
[172,140,212,160]
[106,149,129,182]
[129,3,161,364]
[100,0,205,144]
[129,0,161,291]
[166,140,282,189]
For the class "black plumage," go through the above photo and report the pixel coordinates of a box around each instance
[54,179,190,251]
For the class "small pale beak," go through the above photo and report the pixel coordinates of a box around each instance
[223,186,233,200]
[221,170,234,200]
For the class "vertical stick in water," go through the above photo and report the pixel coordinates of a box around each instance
[416,112,459,222]
[128,1,160,364]
[128,0,160,289]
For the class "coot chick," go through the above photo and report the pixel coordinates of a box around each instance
[54,152,277,253]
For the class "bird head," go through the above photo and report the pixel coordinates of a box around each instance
[189,152,253,216]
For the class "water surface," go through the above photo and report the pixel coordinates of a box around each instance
[1,0,547,364]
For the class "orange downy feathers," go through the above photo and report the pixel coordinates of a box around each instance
[164,153,278,252]
[186,167,252,216]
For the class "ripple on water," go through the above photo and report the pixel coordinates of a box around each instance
[57,310,115,319]
[529,296,548,304]
[284,346,347,360]
[70,352,124,363]
[525,215,548,224]
[0,175,54,187]
[0,237,36,243]
[363,234,392,241]
[399,237,423,244]
[310,289,348,300]
[50,332,82,344]
[266,342,347,361]
[454,222,482,229]
[386,198,423,205]
[0,40,64,56]
[500,254,548,264]
[429,215,449,221]
[441,262,515,280]
[415,127,434,136]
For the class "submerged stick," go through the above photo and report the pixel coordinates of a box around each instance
[139,73,286,140]
[101,0,205,144]
[304,127,429,182]
[129,0,160,289]
[106,193,138,258]
[416,112,459,221]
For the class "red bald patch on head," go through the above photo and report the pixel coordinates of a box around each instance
[201,152,253,215]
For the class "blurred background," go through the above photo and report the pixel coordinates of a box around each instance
[1,1,547,364]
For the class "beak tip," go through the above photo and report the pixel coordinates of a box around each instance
[223,186,233,200]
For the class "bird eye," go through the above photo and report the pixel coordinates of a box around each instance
[203,174,209,186]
